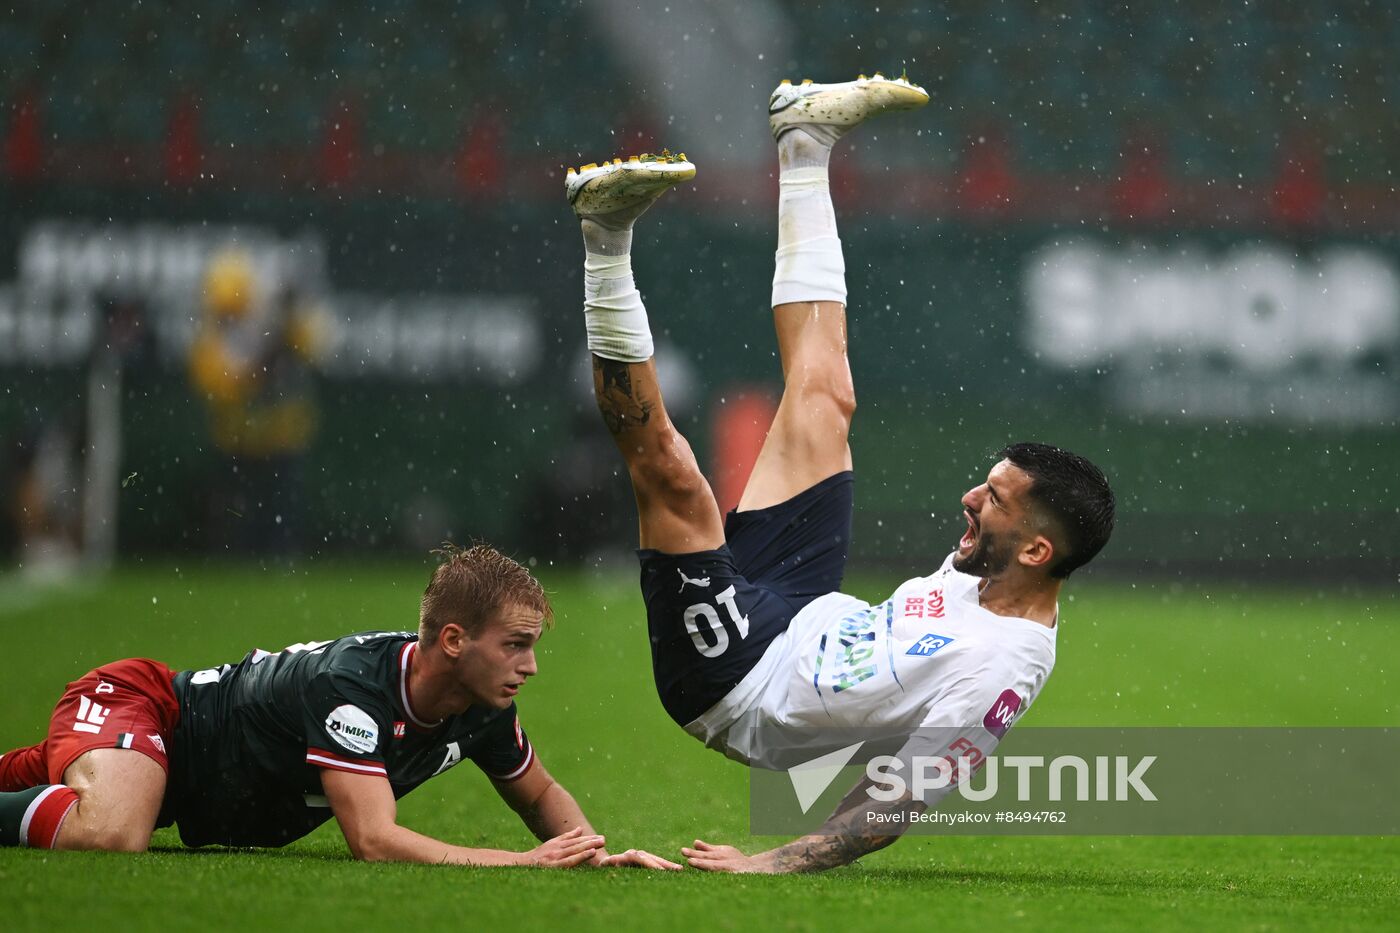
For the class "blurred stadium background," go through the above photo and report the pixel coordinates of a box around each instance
[1,0,1396,580]
[3,4,1399,928]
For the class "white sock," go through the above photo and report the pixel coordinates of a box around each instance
[583,252,653,363]
[777,126,836,170]
[579,215,634,257]
[771,156,846,307]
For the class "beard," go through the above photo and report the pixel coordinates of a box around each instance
[952,528,1014,577]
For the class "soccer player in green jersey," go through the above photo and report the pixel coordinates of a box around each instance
[0,544,678,869]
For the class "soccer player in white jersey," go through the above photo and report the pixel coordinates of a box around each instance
[565,75,1115,872]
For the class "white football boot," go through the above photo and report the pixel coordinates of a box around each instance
[768,72,929,141]
[566,149,696,217]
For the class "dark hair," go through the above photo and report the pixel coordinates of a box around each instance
[419,542,553,646]
[998,442,1115,578]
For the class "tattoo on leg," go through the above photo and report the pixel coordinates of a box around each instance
[593,358,654,435]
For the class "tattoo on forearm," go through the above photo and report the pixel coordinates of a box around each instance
[769,814,901,873]
[768,778,922,873]
[593,357,654,435]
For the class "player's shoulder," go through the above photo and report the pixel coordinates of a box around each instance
[290,633,415,721]
[316,631,416,681]
[878,559,964,611]
[327,630,416,654]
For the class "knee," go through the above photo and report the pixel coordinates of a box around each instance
[629,431,708,502]
[829,378,857,423]
[55,800,154,853]
[797,371,856,426]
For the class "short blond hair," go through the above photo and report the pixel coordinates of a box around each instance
[418,542,552,647]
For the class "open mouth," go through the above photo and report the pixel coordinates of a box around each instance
[504,683,522,696]
[959,510,978,550]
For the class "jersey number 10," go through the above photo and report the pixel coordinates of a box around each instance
[684,585,750,658]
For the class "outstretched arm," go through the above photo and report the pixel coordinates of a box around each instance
[323,768,605,867]
[683,775,925,874]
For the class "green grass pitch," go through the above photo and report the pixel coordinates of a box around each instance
[1,564,1396,931]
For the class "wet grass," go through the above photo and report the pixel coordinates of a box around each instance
[1,564,1396,931]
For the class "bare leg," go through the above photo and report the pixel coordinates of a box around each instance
[54,749,165,851]
[738,75,927,512]
[737,124,856,513]
[737,299,855,512]
[568,153,721,554]
[592,355,725,553]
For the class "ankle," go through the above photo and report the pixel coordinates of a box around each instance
[580,217,634,257]
[777,127,837,172]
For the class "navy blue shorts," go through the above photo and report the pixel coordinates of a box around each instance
[639,471,854,725]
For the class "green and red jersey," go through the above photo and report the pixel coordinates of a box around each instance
[161,631,532,848]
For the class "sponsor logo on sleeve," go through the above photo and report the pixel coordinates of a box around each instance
[393,722,406,739]
[325,704,380,754]
[906,633,955,657]
[513,716,525,751]
[983,689,1023,738]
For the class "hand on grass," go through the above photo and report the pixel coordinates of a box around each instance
[596,848,685,870]
[523,826,607,868]
[681,839,773,874]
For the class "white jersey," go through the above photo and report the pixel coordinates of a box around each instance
[685,554,1056,769]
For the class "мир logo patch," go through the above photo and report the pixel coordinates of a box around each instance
[325,704,379,754]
